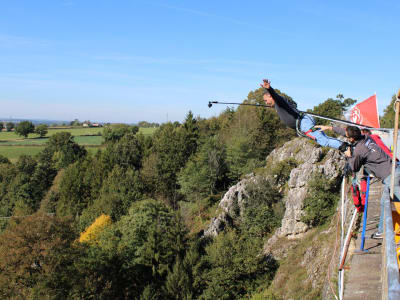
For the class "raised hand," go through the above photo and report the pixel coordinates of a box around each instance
[260,79,271,89]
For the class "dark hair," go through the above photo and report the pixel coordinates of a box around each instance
[263,90,271,96]
[361,128,371,135]
[346,126,362,140]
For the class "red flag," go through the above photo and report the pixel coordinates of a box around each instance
[349,94,380,128]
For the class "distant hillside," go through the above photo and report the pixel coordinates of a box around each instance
[0,118,70,126]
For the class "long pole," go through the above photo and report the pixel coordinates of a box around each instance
[339,209,358,270]
[360,176,370,251]
[208,101,383,130]
[390,90,400,200]
[341,178,345,249]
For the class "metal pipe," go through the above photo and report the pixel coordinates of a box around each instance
[208,101,385,130]
[390,93,400,200]
[382,186,400,298]
[340,270,344,300]
[341,178,345,251]
[359,176,370,251]
[339,209,358,270]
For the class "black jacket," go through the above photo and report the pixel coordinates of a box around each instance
[267,87,300,129]
[333,126,392,180]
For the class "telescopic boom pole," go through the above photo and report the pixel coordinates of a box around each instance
[208,101,379,130]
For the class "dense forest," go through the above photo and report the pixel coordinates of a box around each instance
[0,86,397,299]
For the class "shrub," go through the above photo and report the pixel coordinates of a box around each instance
[301,175,340,227]
[201,230,278,299]
[241,177,283,237]
[270,157,298,186]
[79,214,112,244]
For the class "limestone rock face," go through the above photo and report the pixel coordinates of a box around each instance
[204,138,346,239]
[203,175,254,237]
[271,139,345,238]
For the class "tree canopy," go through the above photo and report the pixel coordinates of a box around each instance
[15,121,35,138]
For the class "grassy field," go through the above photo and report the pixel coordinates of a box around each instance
[0,127,157,162]
[0,146,104,163]
[0,127,156,141]
[0,146,45,162]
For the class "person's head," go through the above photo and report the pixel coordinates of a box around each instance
[263,90,275,106]
[361,128,371,136]
[345,126,362,143]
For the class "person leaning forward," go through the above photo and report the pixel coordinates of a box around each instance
[317,125,400,238]
[261,79,347,150]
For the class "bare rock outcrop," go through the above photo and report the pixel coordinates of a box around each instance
[203,175,255,237]
[204,138,346,240]
[272,139,345,239]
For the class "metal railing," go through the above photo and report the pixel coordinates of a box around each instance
[382,186,400,299]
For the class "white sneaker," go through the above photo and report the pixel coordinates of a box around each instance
[371,231,383,239]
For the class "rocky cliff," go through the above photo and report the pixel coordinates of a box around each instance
[204,138,345,238]
[203,138,347,299]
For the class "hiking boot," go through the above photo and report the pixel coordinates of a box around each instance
[371,231,383,239]
[338,142,350,153]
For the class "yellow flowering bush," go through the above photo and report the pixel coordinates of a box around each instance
[79,214,112,244]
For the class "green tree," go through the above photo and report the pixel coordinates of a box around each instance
[164,257,193,299]
[102,124,139,143]
[301,175,341,227]
[7,155,51,216]
[0,213,79,299]
[150,123,196,204]
[15,121,35,138]
[240,177,283,238]
[0,154,10,164]
[182,111,200,158]
[38,132,87,169]
[56,158,99,217]
[70,118,81,126]
[225,134,256,181]
[0,163,18,230]
[178,136,229,201]
[83,199,188,297]
[308,94,357,125]
[220,87,295,173]
[5,122,14,132]
[35,124,48,137]
[0,122,3,131]
[79,165,144,230]
[102,132,143,172]
[380,94,397,128]
[201,230,278,300]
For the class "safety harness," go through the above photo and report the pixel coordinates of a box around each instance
[350,177,368,213]
[295,113,316,141]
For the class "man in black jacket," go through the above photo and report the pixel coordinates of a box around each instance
[320,125,400,238]
[261,79,347,150]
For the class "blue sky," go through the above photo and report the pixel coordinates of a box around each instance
[1,0,399,123]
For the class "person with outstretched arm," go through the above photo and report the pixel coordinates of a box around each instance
[318,125,400,239]
[261,79,348,151]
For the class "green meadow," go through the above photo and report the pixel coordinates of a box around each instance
[0,127,156,162]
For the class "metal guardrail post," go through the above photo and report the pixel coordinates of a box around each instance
[360,176,371,252]
[390,96,400,200]
[382,187,400,299]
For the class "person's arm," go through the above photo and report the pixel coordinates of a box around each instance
[261,79,296,111]
[314,125,346,137]
[332,126,346,137]
[346,147,363,173]
[347,155,362,173]
[314,125,332,131]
